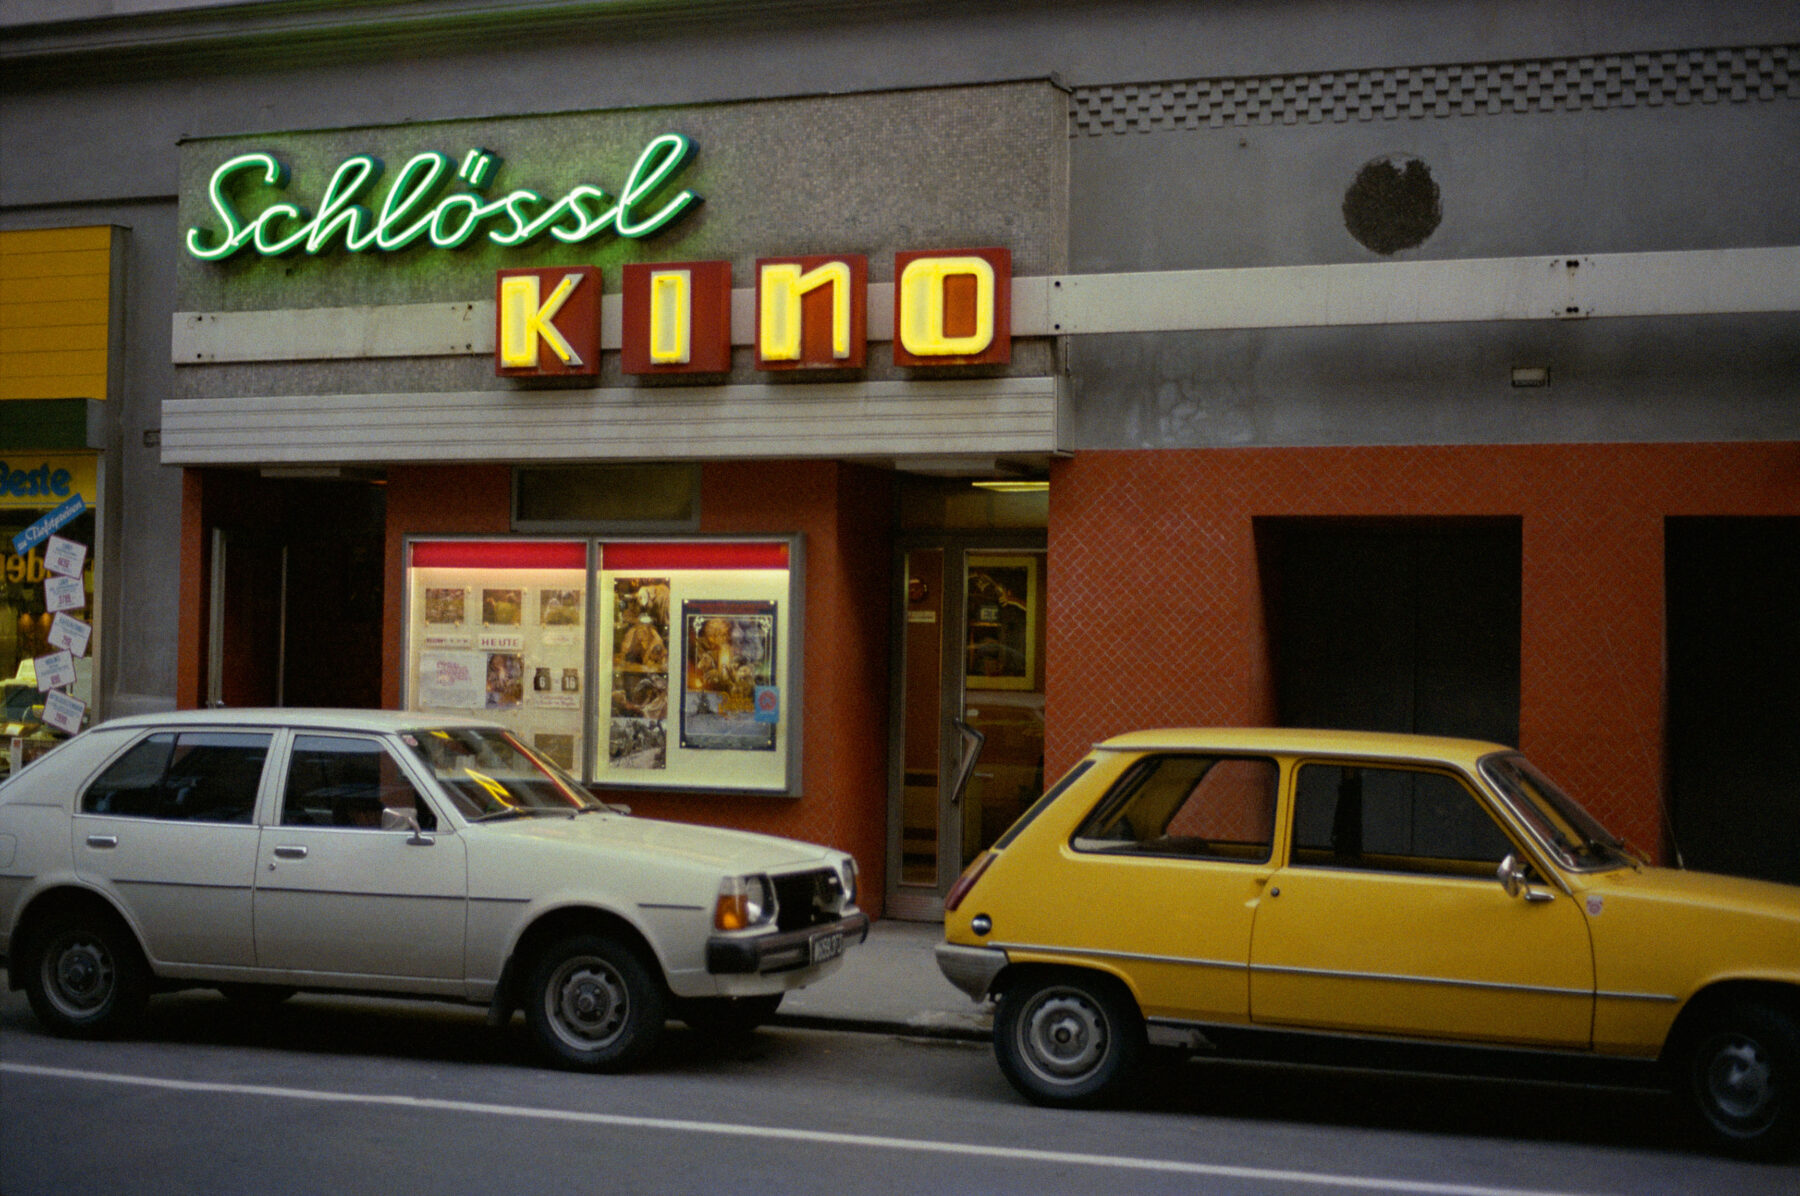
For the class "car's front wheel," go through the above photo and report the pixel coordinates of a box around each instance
[994,970,1144,1107]
[1684,1000,1800,1159]
[24,907,150,1038]
[524,933,666,1071]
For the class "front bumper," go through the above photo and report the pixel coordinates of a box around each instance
[935,941,1008,1001]
[706,911,870,975]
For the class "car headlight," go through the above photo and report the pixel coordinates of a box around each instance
[714,874,777,931]
[838,857,859,907]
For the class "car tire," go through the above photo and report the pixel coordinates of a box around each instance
[994,970,1144,1107]
[1683,1000,1800,1159]
[524,933,666,1071]
[677,993,783,1039]
[24,907,150,1039]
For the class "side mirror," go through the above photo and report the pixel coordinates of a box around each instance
[380,807,433,845]
[1497,853,1553,903]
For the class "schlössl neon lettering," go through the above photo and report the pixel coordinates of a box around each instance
[186,134,701,261]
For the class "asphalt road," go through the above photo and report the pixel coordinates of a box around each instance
[2,987,1795,1195]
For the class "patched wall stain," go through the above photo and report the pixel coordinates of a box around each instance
[1343,155,1442,254]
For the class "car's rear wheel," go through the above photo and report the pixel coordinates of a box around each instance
[677,992,784,1039]
[25,908,149,1038]
[525,933,666,1071]
[994,970,1144,1107]
[1684,1000,1800,1159]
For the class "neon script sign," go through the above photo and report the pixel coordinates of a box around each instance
[186,133,700,261]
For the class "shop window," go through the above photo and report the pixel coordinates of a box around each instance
[513,464,699,531]
[403,536,800,794]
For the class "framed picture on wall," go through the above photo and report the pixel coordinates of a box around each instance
[965,554,1038,691]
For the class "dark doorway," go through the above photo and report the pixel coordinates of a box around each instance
[1666,517,1800,885]
[1261,519,1521,745]
[210,476,385,710]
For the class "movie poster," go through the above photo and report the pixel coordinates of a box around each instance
[680,600,778,752]
[608,578,670,769]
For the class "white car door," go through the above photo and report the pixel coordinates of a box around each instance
[73,729,269,967]
[253,732,467,983]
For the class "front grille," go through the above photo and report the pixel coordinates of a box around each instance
[772,868,844,932]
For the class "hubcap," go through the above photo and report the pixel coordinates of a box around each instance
[46,937,113,1017]
[1019,990,1108,1083]
[545,956,629,1051]
[1706,1036,1776,1128]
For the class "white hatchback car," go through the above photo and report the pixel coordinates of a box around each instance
[0,709,866,1069]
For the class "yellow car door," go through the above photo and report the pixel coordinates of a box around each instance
[1249,760,1593,1048]
[1017,754,1280,1025]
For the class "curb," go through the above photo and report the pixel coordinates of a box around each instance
[772,1011,993,1043]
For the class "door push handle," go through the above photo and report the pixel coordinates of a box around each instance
[273,845,308,859]
[85,834,119,849]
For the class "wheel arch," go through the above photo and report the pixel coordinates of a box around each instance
[1662,979,1800,1065]
[992,957,1144,1015]
[7,883,147,991]
[493,903,667,1018]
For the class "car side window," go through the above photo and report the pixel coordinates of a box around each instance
[1072,754,1277,863]
[1292,763,1514,877]
[282,734,435,831]
[81,731,269,823]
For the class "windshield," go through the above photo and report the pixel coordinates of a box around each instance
[403,727,601,820]
[1479,752,1633,872]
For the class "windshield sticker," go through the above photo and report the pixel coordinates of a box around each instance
[1586,896,1605,917]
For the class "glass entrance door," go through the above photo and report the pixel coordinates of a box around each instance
[888,541,1046,920]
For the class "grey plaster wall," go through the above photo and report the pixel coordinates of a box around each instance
[1063,52,1800,447]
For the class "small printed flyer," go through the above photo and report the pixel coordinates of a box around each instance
[48,612,92,657]
[44,574,85,613]
[41,690,85,736]
[35,649,77,692]
[44,535,87,578]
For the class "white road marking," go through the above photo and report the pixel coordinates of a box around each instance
[3,1061,1602,1196]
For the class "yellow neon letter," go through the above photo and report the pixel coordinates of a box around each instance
[499,273,584,368]
[760,260,852,361]
[898,255,996,357]
[648,269,691,365]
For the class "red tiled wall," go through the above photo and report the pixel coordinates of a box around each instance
[1046,443,1800,862]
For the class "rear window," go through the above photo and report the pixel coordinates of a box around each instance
[82,731,271,823]
[1072,754,1278,864]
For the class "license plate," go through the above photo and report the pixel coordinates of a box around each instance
[809,930,844,964]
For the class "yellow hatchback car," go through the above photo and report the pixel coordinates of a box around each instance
[937,729,1800,1157]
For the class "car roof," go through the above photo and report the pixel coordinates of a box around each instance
[1093,727,1514,767]
[94,708,505,734]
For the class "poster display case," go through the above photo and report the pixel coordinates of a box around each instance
[403,536,800,794]
[404,540,590,773]
[595,539,798,794]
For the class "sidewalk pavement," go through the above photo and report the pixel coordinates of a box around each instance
[774,917,992,1040]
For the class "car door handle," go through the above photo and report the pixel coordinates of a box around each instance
[273,845,308,859]
[85,834,119,849]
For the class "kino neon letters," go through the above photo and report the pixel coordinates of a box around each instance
[505,251,1008,378]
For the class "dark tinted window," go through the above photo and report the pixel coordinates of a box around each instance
[82,732,269,823]
[1293,763,1513,876]
[282,735,433,830]
[1073,755,1277,863]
